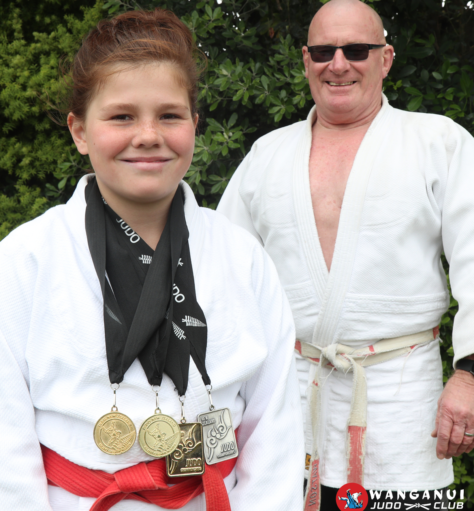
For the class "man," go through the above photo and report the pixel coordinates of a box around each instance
[217,0,474,509]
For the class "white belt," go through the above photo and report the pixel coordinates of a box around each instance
[297,327,439,511]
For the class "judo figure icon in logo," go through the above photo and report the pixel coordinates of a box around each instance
[336,483,369,511]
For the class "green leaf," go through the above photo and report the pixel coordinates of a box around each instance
[398,65,417,78]
[207,118,224,131]
[233,89,244,101]
[460,73,473,94]
[274,111,284,122]
[432,72,443,81]
[408,47,433,59]
[228,113,238,128]
[405,87,423,96]
[407,96,423,111]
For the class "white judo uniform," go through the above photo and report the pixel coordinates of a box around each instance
[218,95,474,490]
[0,175,305,511]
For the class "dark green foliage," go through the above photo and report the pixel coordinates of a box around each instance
[1,0,473,503]
[1,0,473,218]
[0,0,103,238]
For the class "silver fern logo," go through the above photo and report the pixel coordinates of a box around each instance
[172,322,186,340]
[139,255,152,265]
[182,316,206,327]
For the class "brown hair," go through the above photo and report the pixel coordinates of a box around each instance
[67,9,204,120]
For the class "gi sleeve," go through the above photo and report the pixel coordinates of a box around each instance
[439,122,474,365]
[217,150,264,245]
[0,237,52,510]
[228,244,305,511]
[0,327,52,510]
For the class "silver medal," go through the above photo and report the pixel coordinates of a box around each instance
[197,408,238,465]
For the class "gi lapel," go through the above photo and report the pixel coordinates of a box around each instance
[292,105,328,303]
[293,96,393,347]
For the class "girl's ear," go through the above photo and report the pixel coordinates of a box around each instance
[193,113,199,130]
[67,113,89,155]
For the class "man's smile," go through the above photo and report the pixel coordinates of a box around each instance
[326,81,356,87]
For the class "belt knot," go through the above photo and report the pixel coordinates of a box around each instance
[319,344,352,373]
[114,462,159,493]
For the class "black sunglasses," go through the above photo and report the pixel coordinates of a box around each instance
[306,44,385,63]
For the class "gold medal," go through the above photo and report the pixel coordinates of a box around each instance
[94,411,136,455]
[139,414,181,458]
[167,422,205,477]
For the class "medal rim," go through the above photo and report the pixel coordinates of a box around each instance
[138,413,181,458]
[197,407,239,465]
[93,411,136,455]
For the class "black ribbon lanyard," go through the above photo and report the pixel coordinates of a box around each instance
[85,177,211,396]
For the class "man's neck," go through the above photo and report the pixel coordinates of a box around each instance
[314,96,382,133]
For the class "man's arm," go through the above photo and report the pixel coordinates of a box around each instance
[217,152,264,245]
[432,122,474,459]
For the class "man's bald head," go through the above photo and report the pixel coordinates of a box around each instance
[309,0,386,45]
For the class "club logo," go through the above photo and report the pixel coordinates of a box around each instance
[337,483,368,510]
[366,489,465,509]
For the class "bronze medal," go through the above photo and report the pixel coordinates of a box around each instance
[138,414,181,458]
[94,411,136,455]
[167,422,205,477]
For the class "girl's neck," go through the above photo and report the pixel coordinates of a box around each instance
[99,184,175,250]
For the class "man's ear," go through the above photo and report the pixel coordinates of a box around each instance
[302,46,311,79]
[381,45,395,79]
[67,113,89,155]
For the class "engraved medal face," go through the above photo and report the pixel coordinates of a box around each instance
[197,408,238,465]
[166,422,205,477]
[138,414,181,458]
[94,412,136,455]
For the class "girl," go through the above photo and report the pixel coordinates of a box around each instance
[0,9,304,511]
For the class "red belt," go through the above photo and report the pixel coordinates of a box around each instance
[41,443,237,511]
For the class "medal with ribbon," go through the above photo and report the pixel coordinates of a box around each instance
[85,178,237,468]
